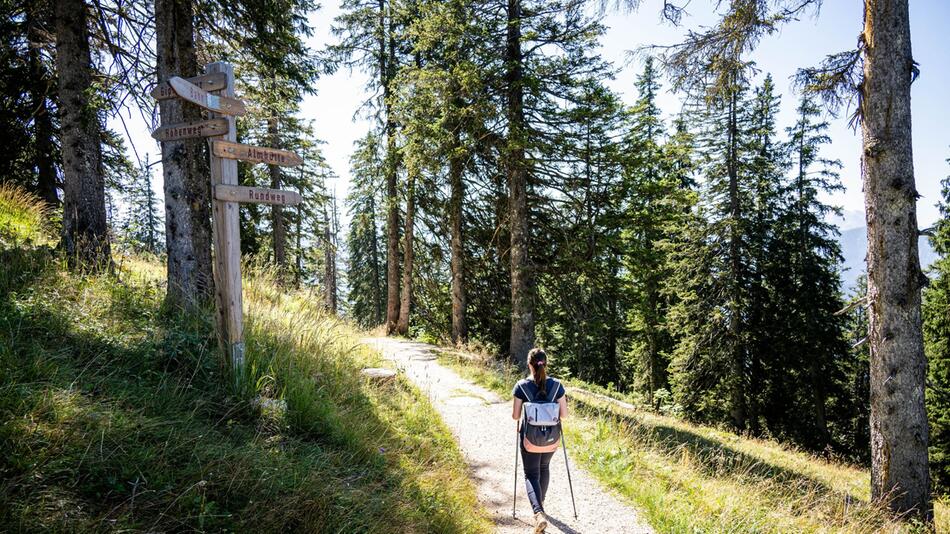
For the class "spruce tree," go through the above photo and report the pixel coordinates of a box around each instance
[666,73,757,430]
[155,0,212,307]
[121,157,165,254]
[346,133,387,327]
[772,93,849,450]
[622,57,691,403]
[55,0,110,269]
[924,161,950,494]
[332,0,405,334]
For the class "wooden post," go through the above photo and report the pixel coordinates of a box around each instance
[206,61,245,374]
[151,61,302,388]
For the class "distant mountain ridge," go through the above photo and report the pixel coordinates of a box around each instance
[838,226,939,290]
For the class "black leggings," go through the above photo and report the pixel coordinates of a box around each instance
[521,445,555,514]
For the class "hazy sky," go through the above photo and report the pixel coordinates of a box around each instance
[114,0,950,231]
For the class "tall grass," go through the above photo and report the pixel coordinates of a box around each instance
[436,348,949,534]
[0,249,488,532]
[0,183,52,246]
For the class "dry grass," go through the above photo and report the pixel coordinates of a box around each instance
[0,183,52,246]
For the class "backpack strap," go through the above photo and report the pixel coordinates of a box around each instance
[546,380,562,402]
[518,382,534,403]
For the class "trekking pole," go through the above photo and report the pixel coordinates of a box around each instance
[561,423,578,519]
[513,422,519,518]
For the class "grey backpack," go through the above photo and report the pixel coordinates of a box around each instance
[519,380,563,452]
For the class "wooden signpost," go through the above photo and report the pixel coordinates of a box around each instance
[151,118,229,141]
[168,76,247,116]
[152,62,301,378]
[214,184,302,206]
[151,72,227,100]
[211,140,304,167]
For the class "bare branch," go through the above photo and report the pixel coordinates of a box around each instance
[793,47,863,122]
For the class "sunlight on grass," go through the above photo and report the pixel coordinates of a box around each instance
[0,250,489,532]
[0,183,52,246]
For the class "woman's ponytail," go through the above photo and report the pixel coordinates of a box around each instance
[527,348,548,397]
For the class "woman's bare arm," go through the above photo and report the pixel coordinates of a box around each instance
[512,398,523,420]
[558,396,568,419]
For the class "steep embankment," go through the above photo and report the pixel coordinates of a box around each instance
[0,246,489,531]
[435,346,950,534]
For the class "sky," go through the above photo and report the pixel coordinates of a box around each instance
[113,0,950,232]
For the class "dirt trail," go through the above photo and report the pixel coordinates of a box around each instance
[362,337,653,534]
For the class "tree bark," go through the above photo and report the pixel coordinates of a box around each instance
[55,0,110,269]
[396,172,414,335]
[380,0,401,334]
[368,191,383,325]
[862,0,932,521]
[27,3,59,207]
[156,0,213,308]
[323,196,338,314]
[449,127,467,345]
[506,0,533,365]
[324,197,339,315]
[268,117,287,275]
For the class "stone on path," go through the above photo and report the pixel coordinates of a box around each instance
[360,367,397,382]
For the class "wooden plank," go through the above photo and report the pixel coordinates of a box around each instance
[151,72,226,100]
[214,184,302,206]
[168,76,246,116]
[151,118,229,141]
[205,62,245,372]
[210,140,303,167]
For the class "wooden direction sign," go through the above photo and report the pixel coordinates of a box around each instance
[214,184,302,206]
[151,72,227,100]
[211,140,303,167]
[168,76,246,116]
[151,118,229,141]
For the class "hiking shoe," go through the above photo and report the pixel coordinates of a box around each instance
[533,512,547,533]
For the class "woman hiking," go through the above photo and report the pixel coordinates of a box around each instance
[512,348,568,533]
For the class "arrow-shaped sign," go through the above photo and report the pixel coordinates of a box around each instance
[168,76,246,116]
[210,140,303,167]
[151,72,227,100]
[151,118,230,142]
[214,184,302,206]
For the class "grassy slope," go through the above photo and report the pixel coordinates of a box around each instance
[0,246,489,532]
[436,350,949,534]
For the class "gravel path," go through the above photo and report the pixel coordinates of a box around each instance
[362,337,653,534]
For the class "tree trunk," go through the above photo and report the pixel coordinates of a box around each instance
[269,117,287,274]
[506,0,533,365]
[726,86,746,431]
[380,0,401,334]
[324,197,338,314]
[146,158,157,253]
[295,204,302,288]
[449,128,467,345]
[862,0,932,520]
[27,3,59,207]
[368,192,383,325]
[396,172,414,335]
[156,0,213,308]
[55,0,110,269]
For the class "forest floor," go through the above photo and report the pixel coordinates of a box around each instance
[362,336,654,534]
